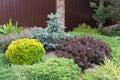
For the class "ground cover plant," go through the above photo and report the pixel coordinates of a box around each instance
[25,58,80,80]
[0,53,11,68]
[0,66,18,80]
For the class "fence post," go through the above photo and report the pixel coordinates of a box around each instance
[56,0,65,26]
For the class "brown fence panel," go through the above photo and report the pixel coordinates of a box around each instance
[65,0,96,31]
[0,0,56,27]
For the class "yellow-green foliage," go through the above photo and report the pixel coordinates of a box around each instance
[73,23,100,35]
[5,38,45,65]
[81,60,120,80]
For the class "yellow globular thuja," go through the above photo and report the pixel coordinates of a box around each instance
[5,38,45,65]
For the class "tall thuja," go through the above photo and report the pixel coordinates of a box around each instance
[31,11,69,50]
[90,0,118,28]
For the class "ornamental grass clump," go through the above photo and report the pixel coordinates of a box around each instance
[55,36,112,70]
[5,38,45,65]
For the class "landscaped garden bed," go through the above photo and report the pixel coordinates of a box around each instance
[0,11,120,80]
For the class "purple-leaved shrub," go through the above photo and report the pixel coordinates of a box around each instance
[55,36,112,70]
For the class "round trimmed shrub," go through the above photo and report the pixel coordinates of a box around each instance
[55,36,112,70]
[5,38,45,65]
[25,58,80,80]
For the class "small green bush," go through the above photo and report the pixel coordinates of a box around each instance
[0,67,18,80]
[81,60,120,80]
[25,58,80,80]
[73,23,100,35]
[5,38,45,65]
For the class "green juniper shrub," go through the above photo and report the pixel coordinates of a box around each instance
[0,66,18,80]
[5,38,45,65]
[25,58,80,80]
[11,65,28,80]
[55,36,112,70]
[81,60,120,80]
[73,23,100,35]
[31,12,69,50]
[0,53,11,68]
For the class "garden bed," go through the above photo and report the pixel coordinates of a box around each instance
[0,12,120,80]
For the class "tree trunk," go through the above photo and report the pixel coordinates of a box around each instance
[98,0,104,28]
[99,0,104,6]
[98,22,103,28]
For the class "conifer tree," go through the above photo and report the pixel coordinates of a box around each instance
[90,0,118,28]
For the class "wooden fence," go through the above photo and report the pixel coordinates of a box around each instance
[65,0,96,31]
[0,0,56,27]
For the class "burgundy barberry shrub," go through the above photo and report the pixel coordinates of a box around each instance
[55,36,112,70]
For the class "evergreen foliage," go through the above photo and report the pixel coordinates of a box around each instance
[90,0,118,28]
[0,53,11,68]
[25,58,80,80]
[5,38,45,65]
[81,60,120,80]
[31,11,69,50]
[0,67,18,80]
